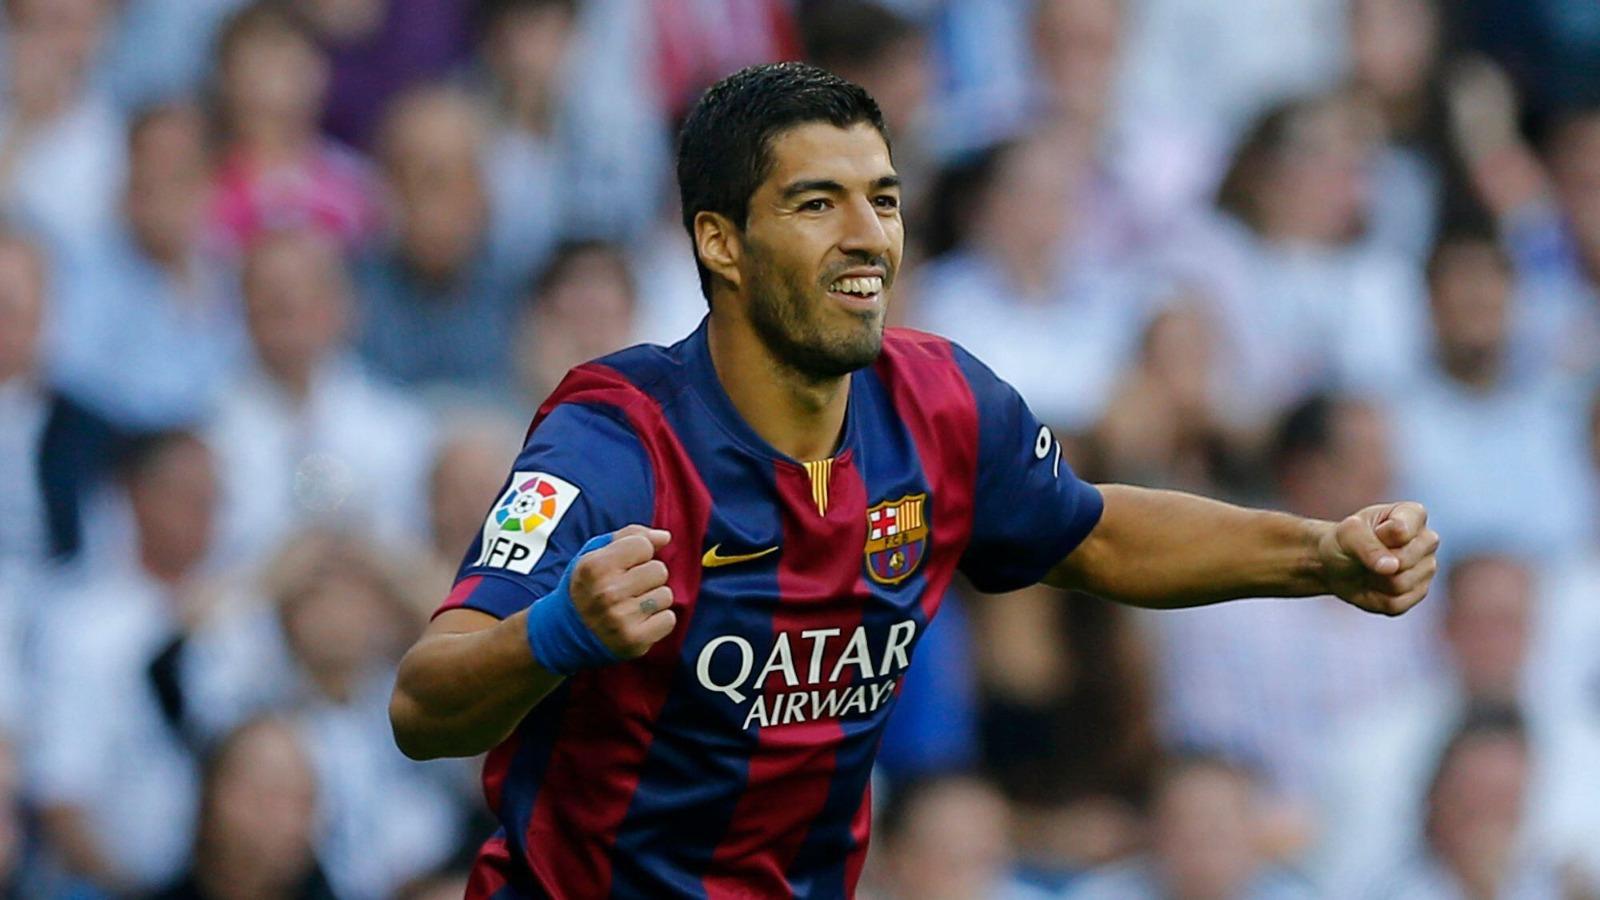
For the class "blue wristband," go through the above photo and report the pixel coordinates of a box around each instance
[524,533,622,675]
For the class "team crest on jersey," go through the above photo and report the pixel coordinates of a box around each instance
[475,472,580,574]
[864,494,929,585]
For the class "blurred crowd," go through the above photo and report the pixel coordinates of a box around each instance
[1,0,1599,897]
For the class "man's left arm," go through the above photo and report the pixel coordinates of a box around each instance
[1044,484,1440,614]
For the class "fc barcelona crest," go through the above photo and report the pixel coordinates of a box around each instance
[864,494,930,585]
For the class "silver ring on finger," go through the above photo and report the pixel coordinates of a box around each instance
[639,596,659,616]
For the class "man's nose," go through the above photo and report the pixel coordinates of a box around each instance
[837,194,892,260]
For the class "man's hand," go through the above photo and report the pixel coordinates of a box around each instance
[1318,501,1440,616]
[567,524,677,658]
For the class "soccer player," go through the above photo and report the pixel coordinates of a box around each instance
[389,63,1439,899]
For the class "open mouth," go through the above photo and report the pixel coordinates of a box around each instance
[826,275,884,308]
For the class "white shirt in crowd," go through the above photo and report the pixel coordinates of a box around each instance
[1316,677,1600,896]
[1389,369,1596,563]
[183,603,466,900]
[1144,594,1438,804]
[29,563,200,891]
[914,249,1151,432]
[1163,215,1431,427]
[205,355,436,570]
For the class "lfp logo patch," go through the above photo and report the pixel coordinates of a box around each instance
[475,472,580,574]
[864,494,929,585]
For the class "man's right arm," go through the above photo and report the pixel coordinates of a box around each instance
[389,607,561,760]
[390,526,676,760]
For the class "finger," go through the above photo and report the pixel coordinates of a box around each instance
[636,608,678,649]
[1376,556,1437,596]
[613,559,670,598]
[1338,514,1399,575]
[1384,584,1431,617]
[1375,502,1427,549]
[1393,529,1441,570]
[632,585,674,620]
[612,524,672,549]
[600,532,666,569]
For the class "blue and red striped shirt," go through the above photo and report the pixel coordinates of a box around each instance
[439,320,1103,898]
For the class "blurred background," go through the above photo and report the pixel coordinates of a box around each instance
[0,0,1598,897]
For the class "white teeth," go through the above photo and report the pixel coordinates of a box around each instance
[829,276,883,296]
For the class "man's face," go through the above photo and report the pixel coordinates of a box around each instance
[736,121,903,380]
[1429,241,1512,375]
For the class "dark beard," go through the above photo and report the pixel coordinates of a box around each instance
[744,243,885,382]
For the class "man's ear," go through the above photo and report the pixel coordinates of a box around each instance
[694,210,743,292]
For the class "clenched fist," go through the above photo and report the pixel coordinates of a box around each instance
[1319,501,1440,616]
[567,524,678,658]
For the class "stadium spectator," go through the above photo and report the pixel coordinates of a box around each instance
[182,529,462,899]
[1359,705,1582,897]
[102,0,251,111]
[1345,0,1448,260]
[1165,92,1431,426]
[861,774,1048,900]
[1066,753,1316,900]
[1027,0,1191,236]
[800,2,934,236]
[475,0,666,276]
[271,530,464,900]
[1091,299,1237,492]
[1116,0,1347,150]
[207,2,384,255]
[206,227,434,570]
[474,0,579,285]
[421,410,522,594]
[0,229,121,569]
[1147,393,1436,826]
[0,0,124,258]
[973,587,1156,879]
[152,716,335,900]
[914,131,1153,432]
[1511,107,1600,374]
[485,0,672,244]
[31,431,220,894]
[0,738,31,897]
[1393,226,1596,558]
[512,239,638,406]
[647,0,801,121]
[294,0,472,150]
[354,85,523,395]
[52,102,245,429]
[1318,554,1600,894]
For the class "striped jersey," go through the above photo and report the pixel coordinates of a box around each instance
[439,320,1104,898]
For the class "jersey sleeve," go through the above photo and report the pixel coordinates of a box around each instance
[952,345,1104,593]
[436,401,654,620]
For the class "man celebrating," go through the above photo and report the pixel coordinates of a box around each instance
[389,63,1438,899]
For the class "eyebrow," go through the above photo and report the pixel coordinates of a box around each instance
[779,175,901,198]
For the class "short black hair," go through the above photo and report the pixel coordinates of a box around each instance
[676,61,890,300]
[1270,392,1339,472]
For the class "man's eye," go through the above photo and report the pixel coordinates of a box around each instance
[875,195,900,210]
[800,198,830,212]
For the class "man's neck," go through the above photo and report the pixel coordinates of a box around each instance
[707,313,850,461]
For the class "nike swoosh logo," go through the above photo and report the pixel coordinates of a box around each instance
[702,544,779,568]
